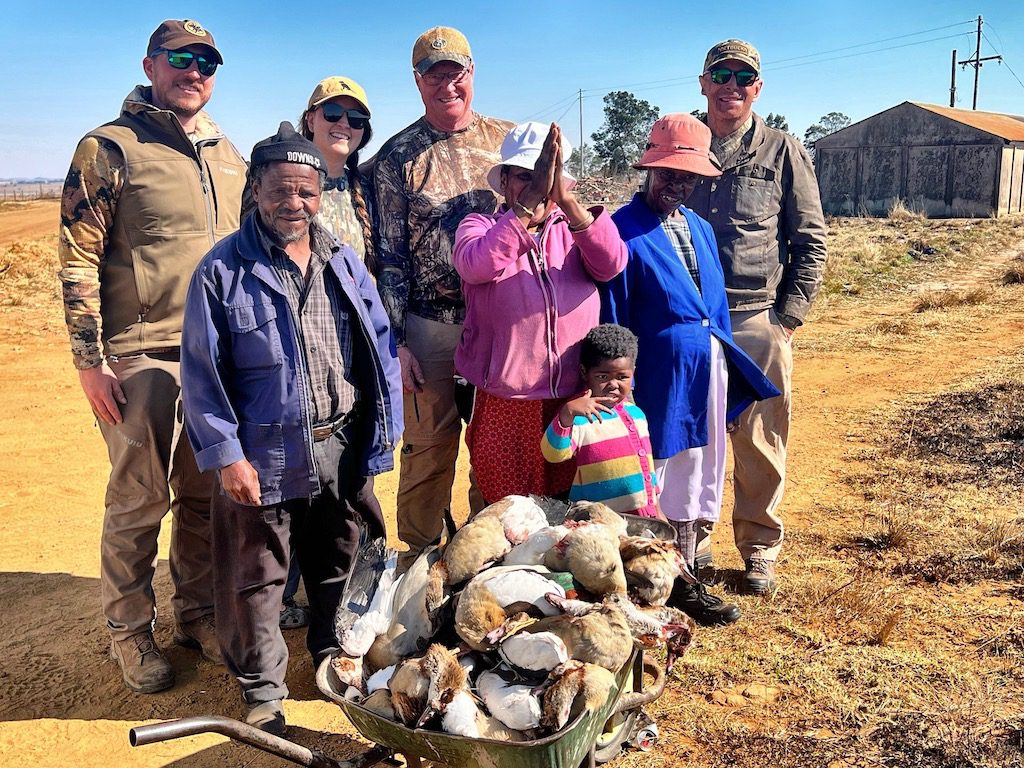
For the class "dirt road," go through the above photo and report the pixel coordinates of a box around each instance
[1,202,1021,767]
[0,199,60,247]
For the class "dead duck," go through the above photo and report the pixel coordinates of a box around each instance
[475,495,549,544]
[523,596,633,671]
[619,535,694,606]
[455,566,565,651]
[545,524,627,596]
[431,515,511,588]
[477,667,544,731]
[365,544,446,674]
[540,660,616,732]
[503,525,569,566]
[390,644,465,727]
[564,500,628,537]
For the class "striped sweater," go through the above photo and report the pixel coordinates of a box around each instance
[541,401,659,516]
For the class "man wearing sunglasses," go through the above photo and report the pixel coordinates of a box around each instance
[374,26,512,569]
[58,19,246,694]
[687,39,827,595]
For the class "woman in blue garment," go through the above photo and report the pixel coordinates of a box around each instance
[602,113,779,627]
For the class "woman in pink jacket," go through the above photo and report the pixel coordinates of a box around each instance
[453,121,627,504]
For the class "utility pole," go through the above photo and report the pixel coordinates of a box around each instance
[949,49,957,107]
[958,15,1002,110]
[578,88,585,178]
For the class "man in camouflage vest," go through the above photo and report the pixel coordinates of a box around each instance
[58,19,247,693]
[373,26,513,567]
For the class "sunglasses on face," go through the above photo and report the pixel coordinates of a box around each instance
[320,103,370,129]
[153,48,218,76]
[705,67,758,87]
[419,68,469,87]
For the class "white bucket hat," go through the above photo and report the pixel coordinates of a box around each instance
[486,121,576,195]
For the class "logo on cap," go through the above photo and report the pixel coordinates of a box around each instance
[431,37,447,50]
[183,20,207,37]
[338,81,352,91]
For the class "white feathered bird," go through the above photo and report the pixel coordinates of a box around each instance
[477,668,544,731]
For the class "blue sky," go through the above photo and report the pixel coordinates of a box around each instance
[3,1,1022,178]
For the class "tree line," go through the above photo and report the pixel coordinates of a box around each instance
[574,91,851,175]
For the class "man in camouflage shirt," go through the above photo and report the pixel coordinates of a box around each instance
[57,19,246,693]
[374,26,513,566]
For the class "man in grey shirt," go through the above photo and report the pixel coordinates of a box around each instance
[687,39,827,594]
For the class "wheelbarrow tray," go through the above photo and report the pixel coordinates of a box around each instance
[317,650,636,768]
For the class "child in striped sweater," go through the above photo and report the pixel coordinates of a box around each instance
[541,324,663,518]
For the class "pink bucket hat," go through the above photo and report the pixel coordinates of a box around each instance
[633,113,721,177]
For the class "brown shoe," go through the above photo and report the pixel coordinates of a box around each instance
[742,558,777,595]
[109,631,175,694]
[173,614,224,664]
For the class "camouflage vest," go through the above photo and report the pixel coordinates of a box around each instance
[90,109,246,358]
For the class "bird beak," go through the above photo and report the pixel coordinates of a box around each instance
[416,703,440,729]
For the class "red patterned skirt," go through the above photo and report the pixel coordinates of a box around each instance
[466,390,578,505]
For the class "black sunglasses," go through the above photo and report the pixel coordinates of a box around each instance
[320,103,370,129]
[706,67,758,87]
[153,48,218,77]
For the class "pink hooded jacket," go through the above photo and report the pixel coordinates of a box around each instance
[453,205,627,400]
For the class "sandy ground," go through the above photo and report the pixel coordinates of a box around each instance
[1,200,1021,767]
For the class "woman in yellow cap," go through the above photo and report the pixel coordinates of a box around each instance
[298,75,377,274]
[277,76,381,631]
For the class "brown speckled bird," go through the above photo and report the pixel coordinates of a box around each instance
[524,596,633,671]
[540,660,616,732]
[619,535,694,606]
[564,500,628,537]
[389,644,465,727]
[545,523,627,596]
[433,515,511,587]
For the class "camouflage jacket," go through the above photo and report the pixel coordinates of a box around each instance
[372,113,513,345]
[58,86,244,368]
[318,171,372,264]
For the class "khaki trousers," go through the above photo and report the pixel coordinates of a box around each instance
[397,315,483,568]
[728,308,793,562]
[97,352,213,640]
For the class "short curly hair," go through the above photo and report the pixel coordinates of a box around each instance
[579,324,638,369]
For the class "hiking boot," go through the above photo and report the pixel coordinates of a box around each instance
[109,631,175,694]
[246,699,287,736]
[173,614,224,664]
[667,579,741,626]
[743,558,777,595]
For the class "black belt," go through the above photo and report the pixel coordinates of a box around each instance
[311,407,360,442]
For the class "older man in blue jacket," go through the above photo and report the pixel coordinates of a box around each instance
[181,122,402,735]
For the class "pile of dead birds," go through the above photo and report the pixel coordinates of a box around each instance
[317,496,697,742]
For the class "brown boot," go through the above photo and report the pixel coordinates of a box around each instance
[173,614,224,664]
[109,631,175,693]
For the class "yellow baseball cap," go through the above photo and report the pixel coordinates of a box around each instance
[306,76,371,116]
[412,26,472,75]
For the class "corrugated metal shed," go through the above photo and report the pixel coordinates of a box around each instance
[815,101,1024,217]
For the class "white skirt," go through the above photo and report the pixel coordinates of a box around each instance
[654,336,728,523]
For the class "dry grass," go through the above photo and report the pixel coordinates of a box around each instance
[1004,255,1024,285]
[820,215,1024,301]
[0,235,60,307]
[912,286,989,312]
[887,198,928,223]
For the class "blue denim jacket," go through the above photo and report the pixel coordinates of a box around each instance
[181,214,403,505]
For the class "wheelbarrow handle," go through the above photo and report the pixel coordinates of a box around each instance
[129,716,392,768]
[612,652,666,715]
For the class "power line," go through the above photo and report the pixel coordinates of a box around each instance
[522,93,579,122]
[768,32,970,72]
[981,30,1024,93]
[765,20,975,65]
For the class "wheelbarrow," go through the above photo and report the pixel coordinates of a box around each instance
[129,648,665,768]
[130,511,675,766]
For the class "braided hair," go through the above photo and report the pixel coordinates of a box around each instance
[300,101,377,275]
